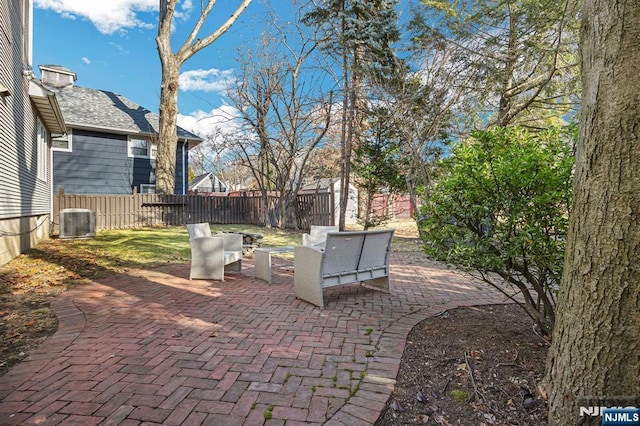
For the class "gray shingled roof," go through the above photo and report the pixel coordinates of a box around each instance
[188,173,213,191]
[52,85,201,142]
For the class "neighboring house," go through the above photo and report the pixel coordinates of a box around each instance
[39,65,202,195]
[0,0,66,265]
[300,178,358,226]
[188,172,228,194]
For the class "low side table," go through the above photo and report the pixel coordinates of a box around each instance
[255,246,294,284]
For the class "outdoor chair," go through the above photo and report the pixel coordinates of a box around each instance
[294,229,394,307]
[302,225,339,250]
[186,223,243,281]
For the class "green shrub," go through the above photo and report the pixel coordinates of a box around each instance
[419,126,575,334]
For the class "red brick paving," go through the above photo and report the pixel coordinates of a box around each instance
[0,251,515,425]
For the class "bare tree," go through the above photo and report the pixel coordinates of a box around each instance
[369,41,474,232]
[155,0,252,194]
[227,22,333,228]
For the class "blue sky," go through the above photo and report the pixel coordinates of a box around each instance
[32,0,285,135]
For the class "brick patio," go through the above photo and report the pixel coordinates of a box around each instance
[0,251,513,425]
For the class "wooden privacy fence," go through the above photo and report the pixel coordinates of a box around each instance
[52,191,333,234]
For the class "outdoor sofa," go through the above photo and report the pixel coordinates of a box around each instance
[294,229,394,307]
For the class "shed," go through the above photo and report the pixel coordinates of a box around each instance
[300,178,358,226]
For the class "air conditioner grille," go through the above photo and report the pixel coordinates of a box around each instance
[59,208,96,239]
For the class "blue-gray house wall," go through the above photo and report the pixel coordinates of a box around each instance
[53,129,188,195]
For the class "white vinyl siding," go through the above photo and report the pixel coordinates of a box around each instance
[0,0,50,219]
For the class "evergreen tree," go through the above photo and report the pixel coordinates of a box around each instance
[303,0,401,229]
[411,0,581,128]
[352,107,406,229]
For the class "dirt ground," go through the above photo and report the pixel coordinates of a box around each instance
[0,238,103,375]
[375,304,549,425]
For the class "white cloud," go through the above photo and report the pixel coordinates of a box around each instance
[34,0,157,35]
[81,57,91,64]
[108,42,130,54]
[179,105,248,173]
[178,105,242,138]
[178,68,235,94]
[173,0,193,20]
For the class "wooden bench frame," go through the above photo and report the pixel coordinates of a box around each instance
[294,229,394,307]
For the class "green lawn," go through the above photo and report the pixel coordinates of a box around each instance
[64,225,306,271]
[1,221,420,289]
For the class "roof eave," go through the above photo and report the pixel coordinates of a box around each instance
[66,122,203,146]
[28,81,65,134]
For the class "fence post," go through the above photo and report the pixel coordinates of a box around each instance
[329,181,335,226]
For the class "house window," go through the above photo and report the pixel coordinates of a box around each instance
[52,130,72,152]
[36,118,48,181]
[139,184,156,194]
[128,137,156,158]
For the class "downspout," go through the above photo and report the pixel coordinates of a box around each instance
[183,139,188,195]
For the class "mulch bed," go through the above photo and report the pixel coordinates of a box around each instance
[375,304,549,425]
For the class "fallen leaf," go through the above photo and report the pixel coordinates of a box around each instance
[392,400,405,412]
[483,413,496,424]
[435,415,452,426]
[416,413,430,423]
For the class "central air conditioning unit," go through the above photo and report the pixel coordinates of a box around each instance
[59,208,96,239]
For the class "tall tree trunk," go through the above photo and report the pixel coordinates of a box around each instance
[496,4,517,127]
[338,0,349,231]
[156,57,180,194]
[155,0,252,195]
[544,0,640,424]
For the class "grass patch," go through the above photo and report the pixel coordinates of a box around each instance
[450,389,470,403]
[7,225,307,283]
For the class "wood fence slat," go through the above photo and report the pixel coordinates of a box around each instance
[52,192,332,232]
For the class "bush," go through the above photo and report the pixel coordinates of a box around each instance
[419,126,575,335]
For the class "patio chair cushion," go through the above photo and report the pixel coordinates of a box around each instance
[302,225,339,250]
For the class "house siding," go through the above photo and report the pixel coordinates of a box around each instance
[53,129,188,195]
[0,0,52,265]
